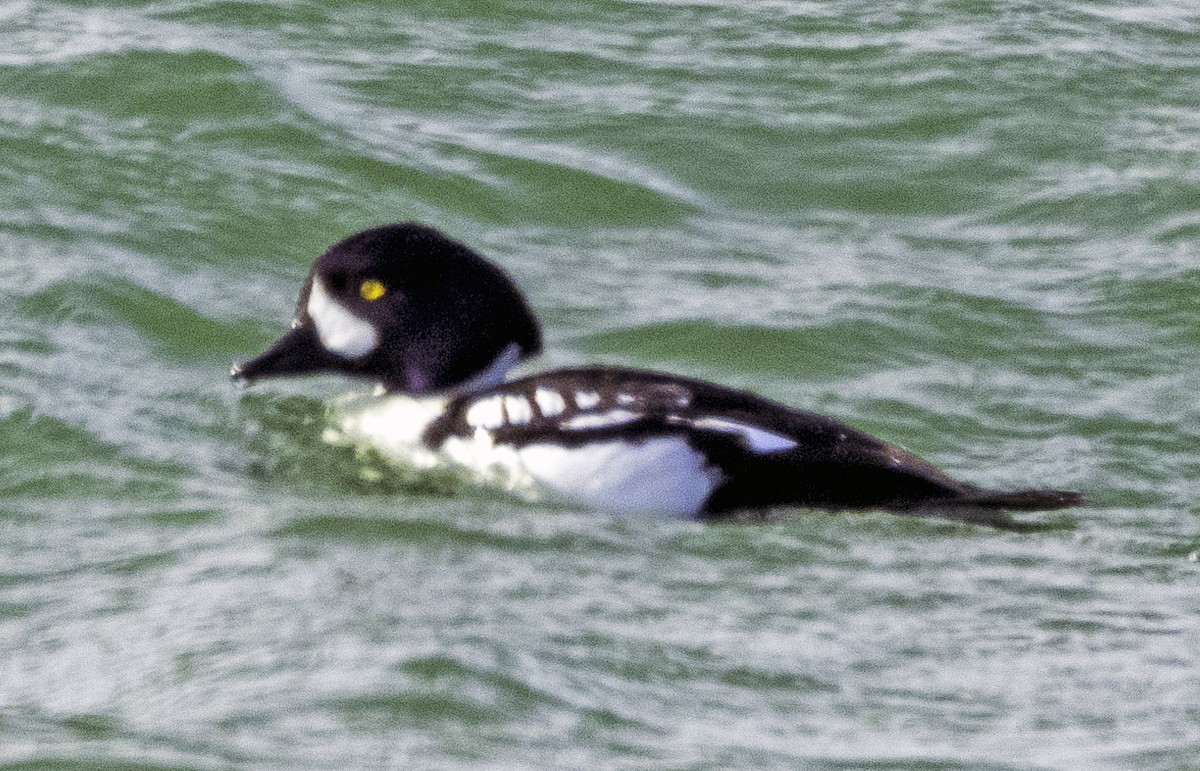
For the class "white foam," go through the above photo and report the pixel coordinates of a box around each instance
[328,393,447,469]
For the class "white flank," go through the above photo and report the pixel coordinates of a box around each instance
[438,429,538,499]
[327,393,728,519]
[439,417,720,514]
[517,438,720,517]
[307,278,379,359]
[680,416,798,453]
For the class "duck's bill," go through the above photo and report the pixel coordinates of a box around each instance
[230,323,342,386]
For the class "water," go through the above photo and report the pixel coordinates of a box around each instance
[2,0,1198,768]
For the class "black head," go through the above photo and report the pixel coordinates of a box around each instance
[232,223,543,394]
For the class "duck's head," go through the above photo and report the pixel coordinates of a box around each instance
[231,223,542,394]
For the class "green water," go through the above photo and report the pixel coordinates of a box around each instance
[2,0,1198,768]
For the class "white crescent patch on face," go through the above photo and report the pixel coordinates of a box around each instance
[307,277,379,359]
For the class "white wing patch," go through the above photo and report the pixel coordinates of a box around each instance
[307,278,379,359]
[676,415,798,454]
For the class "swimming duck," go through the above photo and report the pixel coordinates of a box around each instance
[232,222,1081,528]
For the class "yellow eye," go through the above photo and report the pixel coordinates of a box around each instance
[359,279,386,301]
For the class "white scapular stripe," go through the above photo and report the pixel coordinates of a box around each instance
[680,416,798,453]
[307,278,379,359]
[560,409,639,430]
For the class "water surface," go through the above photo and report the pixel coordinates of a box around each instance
[1,0,1198,768]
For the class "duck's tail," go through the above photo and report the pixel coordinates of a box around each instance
[958,487,1084,511]
[910,487,1083,531]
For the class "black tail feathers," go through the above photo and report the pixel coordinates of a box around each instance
[957,487,1084,512]
[905,487,1083,531]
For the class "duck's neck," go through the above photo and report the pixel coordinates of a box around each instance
[447,342,526,397]
[383,342,527,400]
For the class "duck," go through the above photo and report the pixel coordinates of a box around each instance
[231,222,1082,529]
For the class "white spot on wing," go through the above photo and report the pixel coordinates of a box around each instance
[616,392,636,405]
[684,416,798,454]
[574,390,601,409]
[307,277,379,359]
[465,395,505,429]
[560,409,639,430]
[534,387,566,417]
[503,395,533,425]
